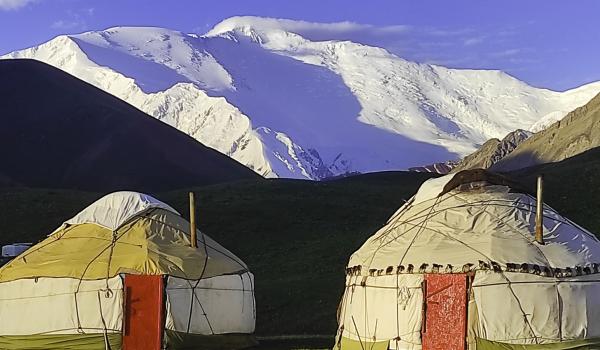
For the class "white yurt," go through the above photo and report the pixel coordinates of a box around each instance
[335,170,600,350]
[0,191,256,350]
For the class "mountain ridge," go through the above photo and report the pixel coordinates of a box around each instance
[4,17,600,179]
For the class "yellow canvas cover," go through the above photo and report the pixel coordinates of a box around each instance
[0,193,247,282]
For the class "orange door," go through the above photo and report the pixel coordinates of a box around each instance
[123,274,165,350]
[422,274,468,350]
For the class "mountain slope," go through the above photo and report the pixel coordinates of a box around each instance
[4,17,600,179]
[0,59,259,192]
[451,129,532,172]
[492,93,600,171]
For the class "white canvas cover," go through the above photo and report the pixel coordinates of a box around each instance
[165,272,255,335]
[338,274,423,349]
[63,191,178,231]
[336,172,600,349]
[349,174,600,273]
[473,271,600,344]
[0,276,123,335]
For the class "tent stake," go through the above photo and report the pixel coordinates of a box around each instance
[189,192,198,248]
[535,175,545,245]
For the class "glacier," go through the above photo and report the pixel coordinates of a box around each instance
[4,16,600,179]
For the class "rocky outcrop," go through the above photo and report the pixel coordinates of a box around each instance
[492,93,600,172]
[452,129,532,172]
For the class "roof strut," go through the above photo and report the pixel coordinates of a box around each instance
[535,175,545,245]
[189,192,198,248]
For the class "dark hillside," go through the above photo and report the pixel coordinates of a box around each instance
[0,59,258,192]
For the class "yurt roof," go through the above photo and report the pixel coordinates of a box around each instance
[347,170,600,277]
[0,192,247,282]
[62,191,179,231]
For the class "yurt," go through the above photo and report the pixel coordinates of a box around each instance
[0,192,255,350]
[335,170,600,350]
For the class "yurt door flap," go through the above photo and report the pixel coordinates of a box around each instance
[422,274,468,350]
[123,274,165,350]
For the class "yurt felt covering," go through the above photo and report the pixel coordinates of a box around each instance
[0,192,256,349]
[335,173,600,350]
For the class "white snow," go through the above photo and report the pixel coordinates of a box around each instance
[3,17,600,179]
[529,111,568,133]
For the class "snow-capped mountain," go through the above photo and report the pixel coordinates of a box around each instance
[4,16,600,179]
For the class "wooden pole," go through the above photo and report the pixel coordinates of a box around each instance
[535,175,545,245]
[189,192,197,248]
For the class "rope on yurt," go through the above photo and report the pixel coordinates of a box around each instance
[444,197,592,234]
[72,228,129,334]
[459,194,553,271]
[356,191,592,272]
[237,271,256,316]
[249,271,256,319]
[352,194,447,347]
[150,250,216,335]
[554,283,563,341]
[524,194,600,243]
[395,273,400,349]
[351,316,366,350]
[496,273,540,344]
[453,194,542,344]
[141,210,253,332]
[185,223,215,335]
[335,273,360,349]
[353,194,445,347]
[368,192,463,260]
[182,278,215,335]
[384,197,413,225]
[363,276,370,343]
[103,231,118,293]
[372,318,379,348]
[239,273,246,313]
[139,212,247,270]
[334,287,348,349]
[397,196,442,267]
[96,291,112,350]
[392,194,599,244]
[381,196,598,269]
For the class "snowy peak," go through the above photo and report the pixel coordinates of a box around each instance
[205,16,347,40]
[71,27,234,93]
[4,19,600,180]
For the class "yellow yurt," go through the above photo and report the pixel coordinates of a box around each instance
[0,191,255,349]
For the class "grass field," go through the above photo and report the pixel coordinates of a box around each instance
[1,154,599,348]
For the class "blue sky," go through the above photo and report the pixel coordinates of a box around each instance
[1,0,599,91]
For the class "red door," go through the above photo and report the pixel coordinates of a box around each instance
[123,274,165,350]
[422,274,468,350]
